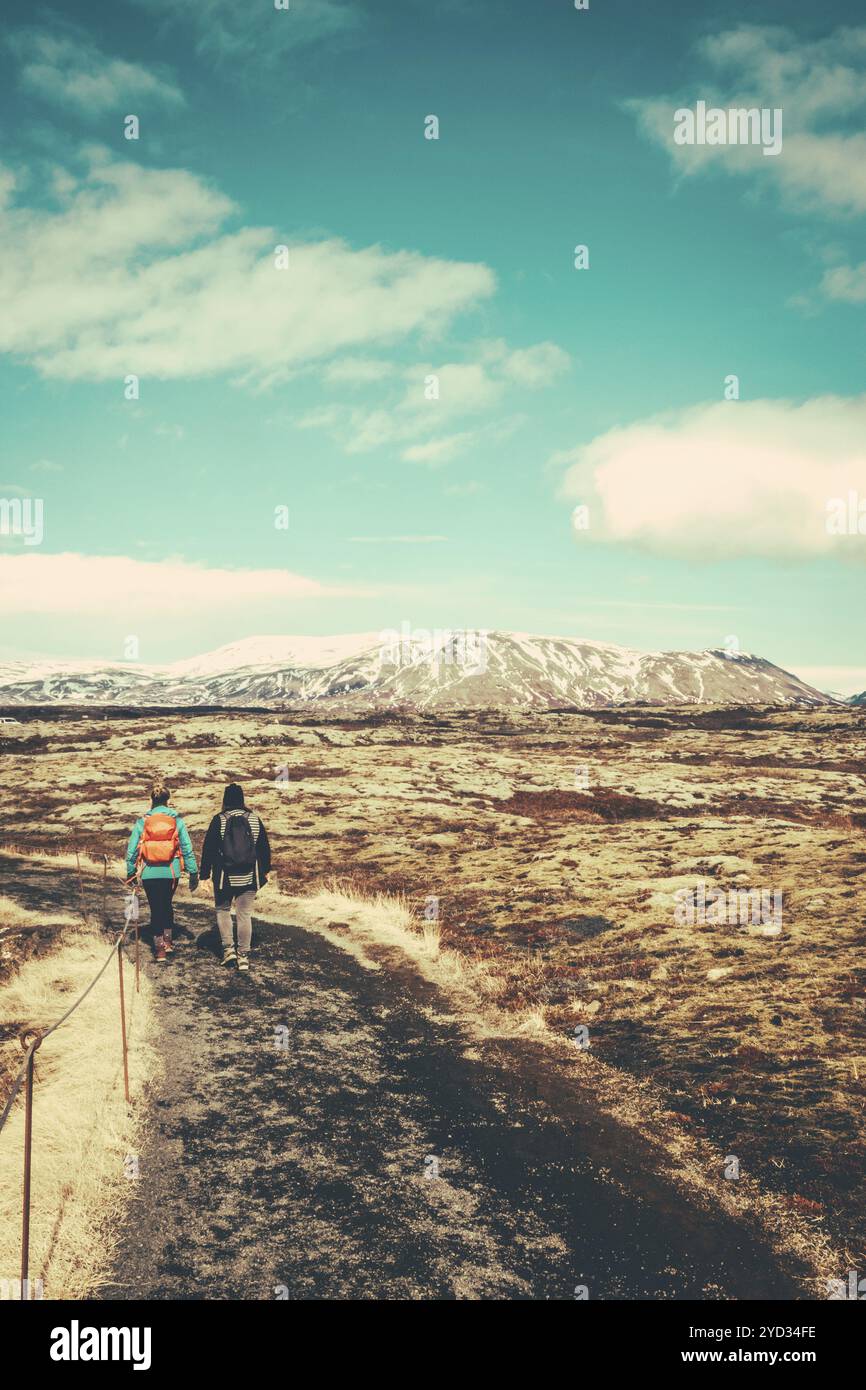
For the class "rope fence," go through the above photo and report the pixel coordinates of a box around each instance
[0,861,142,1301]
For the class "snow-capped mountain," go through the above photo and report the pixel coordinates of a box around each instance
[0,632,835,709]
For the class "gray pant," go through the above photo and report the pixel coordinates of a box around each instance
[216,890,255,952]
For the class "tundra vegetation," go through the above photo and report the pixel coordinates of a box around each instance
[1,702,864,1272]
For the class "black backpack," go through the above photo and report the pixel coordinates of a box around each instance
[222,812,256,873]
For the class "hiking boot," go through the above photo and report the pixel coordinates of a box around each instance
[236,953,250,973]
[163,931,174,955]
[154,938,167,964]
[221,944,237,968]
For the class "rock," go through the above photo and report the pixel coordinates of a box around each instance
[706,967,733,982]
[417,832,461,849]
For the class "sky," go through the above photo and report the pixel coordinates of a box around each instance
[0,0,864,691]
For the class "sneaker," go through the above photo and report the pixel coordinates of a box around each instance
[236,953,250,973]
[163,932,174,955]
[221,944,237,968]
[155,938,167,964]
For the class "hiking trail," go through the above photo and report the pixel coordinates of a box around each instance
[100,902,810,1301]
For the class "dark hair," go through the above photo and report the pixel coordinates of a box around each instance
[222,783,245,811]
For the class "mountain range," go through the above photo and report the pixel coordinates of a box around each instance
[0,631,837,710]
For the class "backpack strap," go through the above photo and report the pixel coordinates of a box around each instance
[136,813,149,874]
[216,813,228,894]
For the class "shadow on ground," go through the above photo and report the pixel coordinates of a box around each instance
[99,904,812,1302]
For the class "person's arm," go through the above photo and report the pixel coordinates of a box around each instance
[125,817,144,882]
[200,815,220,881]
[176,815,198,876]
[256,818,272,886]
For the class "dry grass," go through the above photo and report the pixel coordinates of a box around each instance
[270,876,839,1290]
[0,915,158,1299]
[2,705,864,1274]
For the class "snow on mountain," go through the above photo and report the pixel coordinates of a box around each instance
[168,633,383,678]
[0,631,835,709]
[352,634,832,710]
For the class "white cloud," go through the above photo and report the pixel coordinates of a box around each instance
[323,357,394,384]
[697,25,866,122]
[819,261,866,303]
[629,24,866,215]
[558,394,866,561]
[132,0,362,68]
[420,361,504,414]
[500,342,571,386]
[8,29,183,112]
[303,343,568,462]
[402,433,477,464]
[0,553,371,616]
[0,149,495,383]
[478,337,572,386]
[774,133,866,216]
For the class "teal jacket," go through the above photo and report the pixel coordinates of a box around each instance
[125,804,198,881]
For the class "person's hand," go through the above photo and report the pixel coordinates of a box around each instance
[189,873,199,893]
[125,874,138,888]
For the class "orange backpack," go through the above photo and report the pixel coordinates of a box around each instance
[138,812,183,877]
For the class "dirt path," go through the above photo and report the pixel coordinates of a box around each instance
[99,902,812,1301]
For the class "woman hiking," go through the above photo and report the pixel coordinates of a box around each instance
[200,783,271,973]
[125,779,198,963]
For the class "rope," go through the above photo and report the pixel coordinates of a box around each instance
[0,921,132,1140]
[1,840,179,1140]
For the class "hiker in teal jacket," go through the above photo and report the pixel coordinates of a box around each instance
[125,779,198,962]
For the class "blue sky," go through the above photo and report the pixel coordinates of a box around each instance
[1,0,864,690]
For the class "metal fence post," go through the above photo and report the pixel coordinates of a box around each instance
[117,937,130,1105]
[20,1029,43,1301]
[2,908,143,1302]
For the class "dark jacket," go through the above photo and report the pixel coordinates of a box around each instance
[200,808,271,903]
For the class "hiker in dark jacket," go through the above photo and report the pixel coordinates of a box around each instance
[200,783,271,973]
[125,779,198,963]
